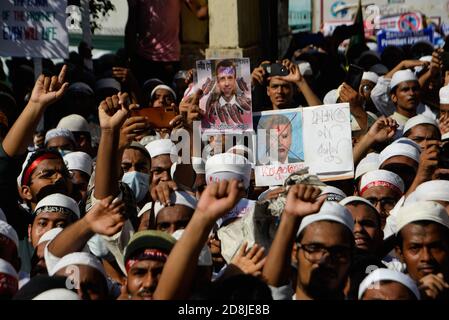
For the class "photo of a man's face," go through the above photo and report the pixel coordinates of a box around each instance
[217,66,236,100]
[255,112,303,165]
[271,123,292,164]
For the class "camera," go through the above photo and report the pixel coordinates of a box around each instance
[261,63,290,77]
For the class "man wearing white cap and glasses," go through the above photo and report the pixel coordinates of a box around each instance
[359,71,379,114]
[358,268,420,300]
[370,60,436,124]
[395,201,449,300]
[262,184,354,300]
[358,169,405,228]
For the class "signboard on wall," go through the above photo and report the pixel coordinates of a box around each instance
[289,0,312,33]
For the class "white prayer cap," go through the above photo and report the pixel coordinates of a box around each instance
[138,202,153,218]
[153,191,197,219]
[390,69,418,91]
[151,84,177,101]
[379,138,421,165]
[33,288,80,300]
[64,151,93,176]
[297,201,354,237]
[95,78,121,92]
[358,268,420,300]
[359,169,404,196]
[34,193,80,219]
[439,84,449,104]
[145,139,177,159]
[0,220,19,249]
[172,229,212,266]
[49,252,106,277]
[37,227,63,246]
[362,72,379,84]
[403,115,438,135]
[44,128,76,146]
[355,153,380,179]
[320,186,347,202]
[192,157,206,174]
[404,180,449,205]
[139,134,160,146]
[0,258,18,279]
[205,153,252,189]
[323,89,339,104]
[0,208,6,222]
[57,114,90,132]
[298,62,313,76]
[340,196,379,214]
[396,201,449,234]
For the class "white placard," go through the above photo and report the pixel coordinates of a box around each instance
[302,103,353,175]
[0,0,69,59]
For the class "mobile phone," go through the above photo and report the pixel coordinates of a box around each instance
[130,106,178,129]
[261,63,290,77]
[345,64,364,91]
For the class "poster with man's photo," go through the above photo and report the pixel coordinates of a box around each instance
[253,108,306,186]
[196,58,253,133]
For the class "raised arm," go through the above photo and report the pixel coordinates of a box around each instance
[2,65,68,157]
[94,93,131,199]
[47,196,126,257]
[153,179,244,300]
[262,184,325,287]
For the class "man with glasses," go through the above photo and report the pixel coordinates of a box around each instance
[359,72,378,115]
[358,169,405,229]
[262,184,354,300]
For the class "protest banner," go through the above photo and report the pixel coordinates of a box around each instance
[377,27,433,53]
[302,103,353,180]
[253,104,353,186]
[196,58,253,134]
[0,0,69,59]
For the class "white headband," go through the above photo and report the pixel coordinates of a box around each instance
[404,180,449,205]
[153,191,197,219]
[205,153,252,189]
[359,169,405,196]
[340,196,379,214]
[358,268,420,299]
[57,114,90,133]
[320,186,347,202]
[145,139,177,159]
[379,138,420,165]
[49,252,106,278]
[34,193,80,218]
[297,201,354,237]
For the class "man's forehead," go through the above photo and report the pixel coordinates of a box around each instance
[269,77,290,86]
[397,81,419,89]
[402,222,448,239]
[35,211,71,220]
[123,148,149,163]
[302,221,351,243]
[130,258,165,270]
[34,158,65,171]
[157,205,193,221]
[154,89,173,97]
[217,66,235,76]
[151,154,172,167]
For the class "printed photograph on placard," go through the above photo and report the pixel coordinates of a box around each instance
[196,58,252,133]
[253,109,304,166]
[253,108,305,187]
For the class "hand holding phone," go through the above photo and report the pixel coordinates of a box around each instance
[345,64,364,91]
[130,106,178,129]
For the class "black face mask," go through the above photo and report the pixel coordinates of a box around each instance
[35,181,69,203]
